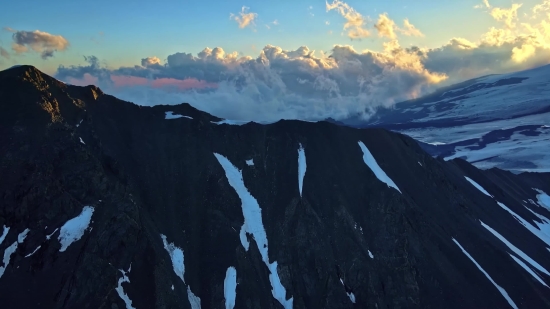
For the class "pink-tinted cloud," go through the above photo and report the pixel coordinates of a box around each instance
[65,73,99,86]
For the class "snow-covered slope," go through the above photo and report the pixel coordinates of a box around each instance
[347,64,550,173]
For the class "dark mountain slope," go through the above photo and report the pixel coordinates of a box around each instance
[1,65,550,309]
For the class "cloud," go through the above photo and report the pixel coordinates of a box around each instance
[230,6,258,29]
[326,0,371,39]
[0,46,9,59]
[375,14,424,39]
[52,0,550,123]
[490,3,523,28]
[141,56,162,68]
[6,28,69,59]
[401,19,424,37]
[475,0,491,9]
[533,0,550,14]
[55,43,449,122]
[374,13,397,39]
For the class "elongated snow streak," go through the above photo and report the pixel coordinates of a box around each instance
[495,201,550,247]
[368,250,374,259]
[357,141,401,193]
[58,206,94,252]
[160,234,201,309]
[0,226,9,246]
[187,286,201,309]
[509,254,548,287]
[0,229,30,278]
[214,153,293,309]
[298,144,306,197]
[46,228,59,240]
[464,176,492,197]
[161,234,185,283]
[79,137,85,145]
[224,267,237,309]
[452,238,518,309]
[338,278,356,303]
[115,265,136,309]
[480,220,550,277]
[165,111,192,120]
[25,246,41,258]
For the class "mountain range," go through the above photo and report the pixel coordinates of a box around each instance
[0,65,550,308]
[342,64,550,174]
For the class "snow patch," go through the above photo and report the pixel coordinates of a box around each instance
[115,264,135,309]
[79,137,85,145]
[452,238,518,309]
[25,246,41,258]
[0,226,9,246]
[161,234,186,283]
[214,153,293,309]
[165,111,192,120]
[246,159,254,166]
[171,284,174,290]
[160,234,201,309]
[298,144,306,197]
[464,176,492,197]
[480,220,550,277]
[187,286,201,309]
[224,266,237,309]
[46,228,59,240]
[338,277,356,303]
[358,141,401,193]
[534,188,550,209]
[211,119,250,125]
[368,250,374,259]
[508,254,548,287]
[58,206,94,252]
[418,161,422,166]
[0,229,30,278]
[495,201,550,247]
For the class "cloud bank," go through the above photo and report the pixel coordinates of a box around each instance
[53,1,550,122]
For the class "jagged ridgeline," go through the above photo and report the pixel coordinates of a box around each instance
[1,65,550,309]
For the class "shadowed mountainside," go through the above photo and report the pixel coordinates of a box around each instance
[1,66,550,309]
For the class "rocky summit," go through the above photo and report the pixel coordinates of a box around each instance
[1,65,550,309]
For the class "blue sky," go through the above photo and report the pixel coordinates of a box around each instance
[1,0,549,122]
[1,0,537,72]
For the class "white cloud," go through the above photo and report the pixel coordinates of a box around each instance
[230,6,258,29]
[490,3,523,28]
[52,0,550,123]
[326,0,371,39]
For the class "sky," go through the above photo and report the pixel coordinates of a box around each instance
[1,0,550,121]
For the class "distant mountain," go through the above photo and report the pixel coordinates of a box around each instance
[343,64,550,173]
[1,65,550,309]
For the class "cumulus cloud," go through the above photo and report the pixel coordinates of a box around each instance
[375,14,424,39]
[52,0,550,123]
[230,6,258,29]
[490,3,523,28]
[6,28,69,59]
[141,56,162,68]
[326,0,371,39]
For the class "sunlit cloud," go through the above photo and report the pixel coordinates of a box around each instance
[326,0,371,39]
[49,0,550,123]
[230,6,258,29]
